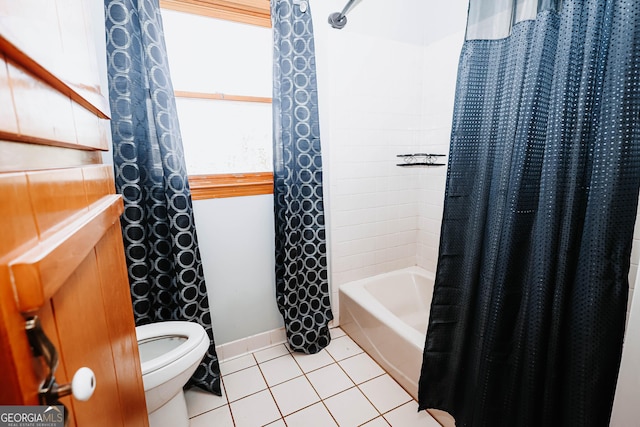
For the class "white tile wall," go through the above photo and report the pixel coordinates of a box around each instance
[416,30,465,273]
[325,33,430,284]
[312,0,468,319]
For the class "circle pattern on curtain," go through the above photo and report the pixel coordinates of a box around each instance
[105,0,221,395]
[272,0,333,354]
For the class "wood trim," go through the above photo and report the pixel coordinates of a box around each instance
[0,140,102,173]
[189,172,273,199]
[9,195,124,313]
[0,35,110,119]
[175,90,272,103]
[160,0,271,27]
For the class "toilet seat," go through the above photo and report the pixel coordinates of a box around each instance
[136,321,208,382]
[135,320,210,425]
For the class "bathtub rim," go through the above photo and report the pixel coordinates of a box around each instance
[339,265,434,351]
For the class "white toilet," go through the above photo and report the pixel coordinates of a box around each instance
[136,321,210,427]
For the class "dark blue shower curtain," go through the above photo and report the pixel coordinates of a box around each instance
[271,0,333,354]
[419,1,640,426]
[104,0,221,395]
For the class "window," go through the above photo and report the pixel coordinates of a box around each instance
[160,0,272,198]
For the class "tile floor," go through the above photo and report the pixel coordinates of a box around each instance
[185,328,442,427]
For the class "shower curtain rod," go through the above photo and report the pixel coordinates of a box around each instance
[328,0,358,29]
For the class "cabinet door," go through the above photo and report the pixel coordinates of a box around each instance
[0,1,148,425]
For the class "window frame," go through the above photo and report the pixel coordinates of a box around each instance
[161,0,273,199]
[189,172,273,199]
[160,0,271,27]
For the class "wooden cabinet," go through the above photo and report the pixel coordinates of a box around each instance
[0,1,148,425]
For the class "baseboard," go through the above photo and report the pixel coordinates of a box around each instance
[215,327,288,362]
[215,319,340,362]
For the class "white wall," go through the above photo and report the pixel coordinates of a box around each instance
[192,195,283,344]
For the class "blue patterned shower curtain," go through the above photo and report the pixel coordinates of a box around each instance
[419,0,640,426]
[271,0,333,354]
[104,0,221,395]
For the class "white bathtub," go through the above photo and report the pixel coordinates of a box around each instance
[339,266,434,400]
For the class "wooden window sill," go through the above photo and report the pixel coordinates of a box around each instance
[175,91,271,104]
[160,0,271,27]
[188,172,273,200]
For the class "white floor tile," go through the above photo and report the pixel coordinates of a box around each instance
[330,327,346,339]
[362,417,391,427]
[325,335,363,361]
[219,353,256,375]
[189,405,234,427]
[185,387,228,418]
[271,376,321,416]
[291,348,334,373]
[259,354,303,386]
[384,401,442,427]
[324,387,379,427]
[222,365,267,402]
[200,327,426,427]
[339,352,385,384]
[284,402,338,427]
[306,363,355,399]
[229,390,282,427]
[253,344,291,363]
[359,374,412,414]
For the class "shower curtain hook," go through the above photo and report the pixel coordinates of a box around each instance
[293,0,308,13]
